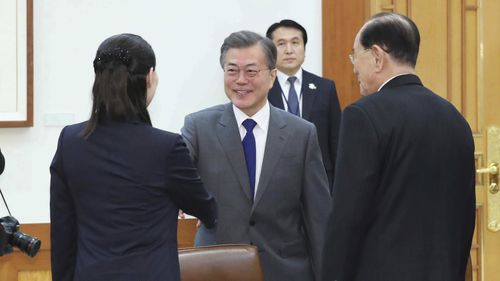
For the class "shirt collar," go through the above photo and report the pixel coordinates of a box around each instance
[378,73,412,91]
[277,68,303,87]
[232,101,270,132]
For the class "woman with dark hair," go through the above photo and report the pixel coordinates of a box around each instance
[50,33,217,281]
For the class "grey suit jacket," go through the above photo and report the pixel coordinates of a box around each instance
[181,103,330,281]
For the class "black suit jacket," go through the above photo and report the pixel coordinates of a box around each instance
[268,70,341,189]
[50,120,217,281]
[322,74,476,281]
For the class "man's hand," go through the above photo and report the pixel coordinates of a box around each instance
[178,210,186,219]
[179,210,203,228]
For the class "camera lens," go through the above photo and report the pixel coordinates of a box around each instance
[11,231,41,257]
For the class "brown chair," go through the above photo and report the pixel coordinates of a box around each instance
[179,244,265,281]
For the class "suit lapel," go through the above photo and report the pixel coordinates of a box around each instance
[301,70,317,120]
[215,104,253,202]
[252,106,289,210]
[268,80,285,109]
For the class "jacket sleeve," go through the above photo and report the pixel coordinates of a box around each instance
[50,127,77,281]
[180,114,198,163]
[301,124,331,281]
[165,135,217,228]
[327,79,341,186]
[321,104,381,281]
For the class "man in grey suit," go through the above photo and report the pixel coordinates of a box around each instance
[181,30,330,281]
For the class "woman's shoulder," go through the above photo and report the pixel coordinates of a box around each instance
[59,121,88,138]
[147,126,181,140]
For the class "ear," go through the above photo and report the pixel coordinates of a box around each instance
[268,68,278,89]
[146,67,155,88]
[370,45,386,72]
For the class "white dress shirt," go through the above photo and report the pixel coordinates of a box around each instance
[232,102,270,197]
[277,69,303,116]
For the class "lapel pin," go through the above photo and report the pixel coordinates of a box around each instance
[308,83,317,90]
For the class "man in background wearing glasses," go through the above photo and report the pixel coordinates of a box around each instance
[266,19,341,191]
[181,30,330,281]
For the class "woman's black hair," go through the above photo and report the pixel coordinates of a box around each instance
[81,33,156,139]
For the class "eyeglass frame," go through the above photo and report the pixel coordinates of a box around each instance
[348,47,373,64]
[223,65,271,79]
[349,45,393,64]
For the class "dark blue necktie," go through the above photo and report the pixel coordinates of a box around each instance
[287,76,299,116]
[242,119,257,200]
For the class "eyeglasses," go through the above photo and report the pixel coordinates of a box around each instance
[348,48,372,64]
[223,66,269,79]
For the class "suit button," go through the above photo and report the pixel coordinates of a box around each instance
[249,220,255,226]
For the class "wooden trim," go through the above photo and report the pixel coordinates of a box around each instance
[26,0,34,127]
[471,2,480,134]
[476,0,484,136]
[446,0,452,101]
[461,0,480,133]
[406,0,412,16]
[381,4,395,11]
[475,152,484,186]
[465,5,478,11]
[461,0,467,120]
[0,0,34,128]
[474,204,483,281]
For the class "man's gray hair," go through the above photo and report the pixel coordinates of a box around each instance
[219,30,277,70]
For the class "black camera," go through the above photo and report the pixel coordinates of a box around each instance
[0,216,41,257]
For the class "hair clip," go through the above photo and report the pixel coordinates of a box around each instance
[95,48,130,65]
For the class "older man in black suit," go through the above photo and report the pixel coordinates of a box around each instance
[266,20,341,190]
[321,13,476,281]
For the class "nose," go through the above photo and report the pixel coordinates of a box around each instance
[285,42,293,54]
[235,70,248,84]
